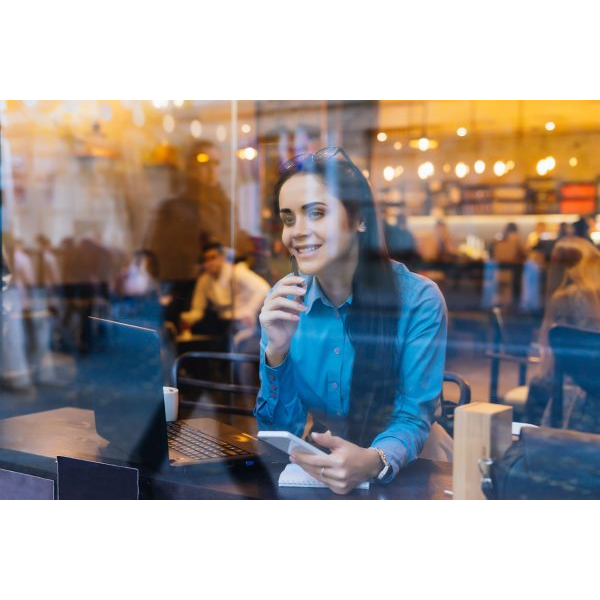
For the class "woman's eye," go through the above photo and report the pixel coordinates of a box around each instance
[281,215,295,226]
[308,210,324,219]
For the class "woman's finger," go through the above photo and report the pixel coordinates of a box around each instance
[266,296,307,313]
[276,275,305,288]
[260,309,300,323]
[291,451,333,469]
[270,284,306,299]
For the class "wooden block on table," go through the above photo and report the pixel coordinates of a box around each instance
[453,402,513,500]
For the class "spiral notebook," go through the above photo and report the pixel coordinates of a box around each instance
[278,463,370,490]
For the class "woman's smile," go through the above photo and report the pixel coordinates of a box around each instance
[294,243,323,258]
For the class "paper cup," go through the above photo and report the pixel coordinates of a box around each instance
[163,386,179,422]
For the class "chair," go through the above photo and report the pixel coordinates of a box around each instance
[487,306,541,413]
[548,325,600,431]
[438,371,472,437]
[171,351,260,416]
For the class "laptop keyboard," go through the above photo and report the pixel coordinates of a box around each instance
[167,421,252,460]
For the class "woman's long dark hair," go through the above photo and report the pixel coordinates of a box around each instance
[274,149,401,446]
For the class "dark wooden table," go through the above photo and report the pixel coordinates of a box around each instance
[0,407,453,500]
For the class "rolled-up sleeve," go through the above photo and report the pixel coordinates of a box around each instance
[370,279,447,480]
[254,328,307,436]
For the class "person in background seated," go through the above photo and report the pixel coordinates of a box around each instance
[382,204,420,269]
[525,236,600,431]
[179,242,270,349]
[255,147,447,494]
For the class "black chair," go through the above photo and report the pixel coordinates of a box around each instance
[487,306,541,411]
[438,371,472,437]
[171,351,260,416]
[548,325,600,431]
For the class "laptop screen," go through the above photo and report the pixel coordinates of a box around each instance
[89,318,169,470]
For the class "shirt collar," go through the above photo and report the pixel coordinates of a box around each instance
[304,275,353,314]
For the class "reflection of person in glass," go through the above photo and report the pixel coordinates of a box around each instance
[255,148,447,494]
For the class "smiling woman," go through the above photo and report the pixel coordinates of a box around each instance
[254,147,448,494]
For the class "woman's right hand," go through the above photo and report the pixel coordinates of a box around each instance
[259,275,306,366]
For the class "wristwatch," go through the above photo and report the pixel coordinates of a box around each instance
[371,447,392,481]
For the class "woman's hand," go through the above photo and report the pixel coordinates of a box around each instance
[290,431,383,495]
[259,275,306,366]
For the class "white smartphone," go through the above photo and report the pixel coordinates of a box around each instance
[257,431,327,456]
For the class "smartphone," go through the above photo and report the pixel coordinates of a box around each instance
[257,431,327,457]
[290,254,300,277]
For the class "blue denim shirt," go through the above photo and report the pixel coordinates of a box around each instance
[254,261,447,481]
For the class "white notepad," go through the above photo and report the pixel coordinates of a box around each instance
[278,463,370,490]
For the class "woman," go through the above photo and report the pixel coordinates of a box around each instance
[526,236,600,428]
[254,147,447,494]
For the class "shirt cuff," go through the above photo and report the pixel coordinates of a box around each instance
[257,351,295,422]
[370,437,411,484]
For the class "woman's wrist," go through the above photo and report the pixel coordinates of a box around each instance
[265,343,289,367]
[366,447,385,479]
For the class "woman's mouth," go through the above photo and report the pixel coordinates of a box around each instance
[295,244,322,257]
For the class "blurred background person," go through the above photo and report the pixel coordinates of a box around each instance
[382,203,420,269]
[492,222,527,307]
[146,139,250,327]
[179,242,270,352]
[526,236,600,431]
[115,248,161,328]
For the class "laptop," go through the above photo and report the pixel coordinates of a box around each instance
[88,317,263,471]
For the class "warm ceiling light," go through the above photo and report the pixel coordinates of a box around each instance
[457,127,468,137]
[152,100,168,109]
[442,163,451,174]
[506,160,515,170]
[545,156,556,171]
[377,132,388,142]
[237,147,257,160]
[455,162,469,178]
[569,157,578,167]
[394,141,402,150]
[418,137,430,151]
[362,169,370,179]
[162,114,175,133]
[418,161,434,180]
[394,165,404,177]
[190,120,202,138]
[409,137,438,151]
[243,147,257,160]
[494,161,507,177]
[474,160,486,174]
[196,153,211,163]
[241,124,252,134]
[536,158,549,176]
[173,100,185,107]
[383,166,395,182]
[545,121,556,131]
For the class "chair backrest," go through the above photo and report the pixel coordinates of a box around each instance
[489,306,539,357]
[439,371,472,436]
[548,325,600,428]
[172,351,260,415]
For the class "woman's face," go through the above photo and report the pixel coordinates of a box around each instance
[278,173,360,276]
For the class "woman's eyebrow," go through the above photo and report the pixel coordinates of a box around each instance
[279,202,327,215]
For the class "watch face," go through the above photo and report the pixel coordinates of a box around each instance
[377,464,390,480]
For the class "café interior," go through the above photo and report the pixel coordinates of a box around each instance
[0,100,599,499]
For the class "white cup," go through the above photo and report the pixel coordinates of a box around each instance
[163,386,179,422]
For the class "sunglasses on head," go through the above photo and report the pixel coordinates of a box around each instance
[279,146,358,174]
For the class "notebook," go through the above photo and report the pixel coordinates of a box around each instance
[278,463,370,490]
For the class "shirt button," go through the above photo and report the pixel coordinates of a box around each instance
[333,347,341,355]
[331,382,338,390]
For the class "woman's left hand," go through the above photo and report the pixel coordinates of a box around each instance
[290,431,383,495]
